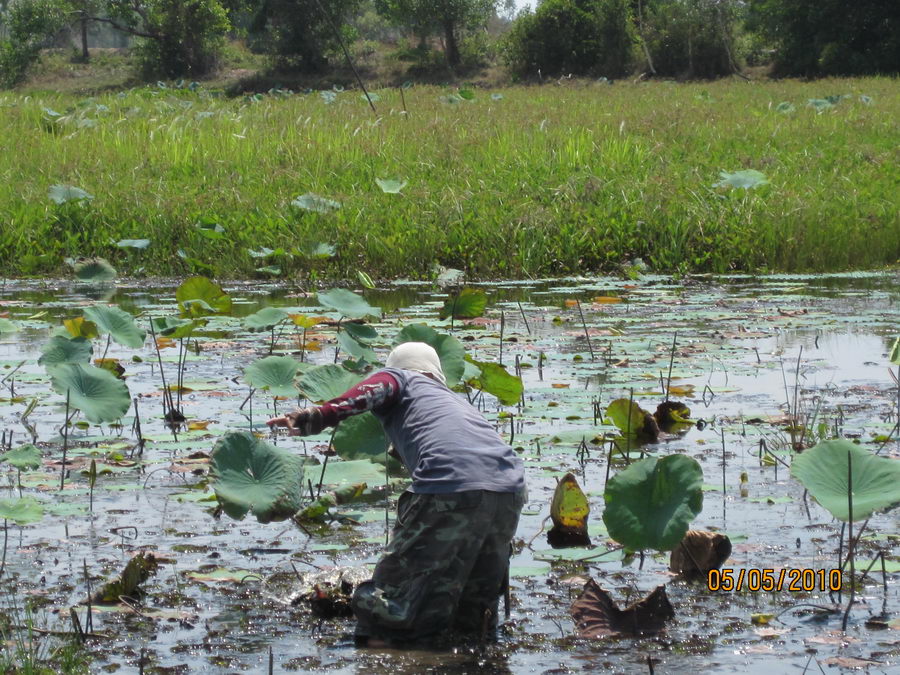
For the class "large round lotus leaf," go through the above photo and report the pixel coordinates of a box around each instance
[0,318,19,335]
[38,336,93,367]
[332,412,401,471]
[243,307,289,331]
[343,322,378,343]
[439,288,488,320]
[73,258,116,282]
[303,457,386,488]
[244,355,301,397]
[317,288,381,319]
[337,331,379,364]
[83,305,147,348]
[298,365,363,403]
[602,454,704,552]
[392,324,465,387]
[790,439,900,522]
[465,357,522,406]
[151,316,203,339]
[175,277,232,317]
[0,444,41,471]
[0,497,44,525]
[49,364,131,423]
[210,432,310,523]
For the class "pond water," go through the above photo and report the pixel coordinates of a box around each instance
[0,272,898,673]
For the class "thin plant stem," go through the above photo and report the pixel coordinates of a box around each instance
[575,299,595,361]
[60,389,70,491]
[842,450,854,631]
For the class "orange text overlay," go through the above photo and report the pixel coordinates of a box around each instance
[707,568,842,592]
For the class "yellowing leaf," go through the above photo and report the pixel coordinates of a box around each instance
[64,317,99,339]
[592,296,623,304]
[290,314,329,329]
[564,299,578,308]
[551,473,589,531]
[551,383,570,389]
[156,337,176,349]
[188,420,211,431]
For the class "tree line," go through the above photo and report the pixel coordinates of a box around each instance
[1,0,898,88]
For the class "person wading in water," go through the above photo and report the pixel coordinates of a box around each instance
[267,342,526,646]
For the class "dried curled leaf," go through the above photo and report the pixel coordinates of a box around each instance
[669,530,732,578]
[92,552,160,604]
[570,579,674,638]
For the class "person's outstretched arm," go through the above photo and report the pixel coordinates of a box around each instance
[266,371,400,436]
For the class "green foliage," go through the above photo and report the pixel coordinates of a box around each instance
[0,318,19,334]
[439,287,487,320]
[790,439,900,522]
[49,363,131,423]
[176,276,232,317]
[331,411,398,468]
[243,306,289,331]
[713,169,769,190]
[0,497,44,525]
[747,0,900,76]
[393,324,466,387]
[464,357,523,406]
[502,0,636,77]
[73,257,117,282]
[0,0,68,88]
[210,432,311,522]
[298,364,363,402]
[317,288,381,319]
[602,454,704,551]
[83,305,147,348]
[243,355,302,396]
[38,336,93,367]
[0,444,42,471]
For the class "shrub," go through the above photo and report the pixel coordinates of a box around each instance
[0,0,68,88]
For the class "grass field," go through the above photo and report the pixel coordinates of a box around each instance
[0,77,897,280]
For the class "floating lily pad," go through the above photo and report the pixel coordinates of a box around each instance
[0,497,44,525]
[0,444,41,470]
[790,439,900,522]
[210,432,311,523]
[84,305,146,349]
[0,318,19,335]
[602,454,704,552]
[49,363,131,424]
[303,458,385,488]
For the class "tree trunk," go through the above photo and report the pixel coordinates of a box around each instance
[443,19,460,67]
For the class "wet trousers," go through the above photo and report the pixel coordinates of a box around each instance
[352,488,526,642]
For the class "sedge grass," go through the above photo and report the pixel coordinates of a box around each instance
[0,78,897,280]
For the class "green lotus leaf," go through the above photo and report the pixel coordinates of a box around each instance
[49,363,131,424]
[375,177,407,194]
[308,242,336,258]
[243,307,289,332]
[0,318,19,335]
[302,457,386,487]
[116,239,151,249]
[292,193,341,213]
[317,288,381,319]
[151,316,203,339]
[175,277,232,317]
[0,497,44,525]
[889,337,900,366]
[49,184,93,204]
[713,169,769,190]
[332,412,401,470]
[393,324,465,387]
[337,331,379,364]
[297,365,363,403]
[83,305,147,349]
[343,322,378,343]
[1,444,41,471]
[790,439,900,522]
[195,218,226,240]
[73,258,116,282]
[602,454,704,552]
[244,355,301,397]
[464,356,523,406]
[39,336,93,367]
[439,288,488,320]
[210,432,311,523]
[357,270,375,289]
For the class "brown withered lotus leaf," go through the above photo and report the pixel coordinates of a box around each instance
[669,530,732,578]
[570,579,674,638]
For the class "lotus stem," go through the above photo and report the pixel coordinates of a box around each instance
[575,299,595,361]
[665,333,677,402]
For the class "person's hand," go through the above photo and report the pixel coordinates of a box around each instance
[266,408,325,436]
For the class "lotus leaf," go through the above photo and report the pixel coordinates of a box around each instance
[343,322,378,343]
[0,318,19,334]
[548,473,590,547]
[0,497,44,525]
[602,454,704,552]
[151,316,202,339]
[210,432,311,523]
[308,242,336,258]
[175,277,232,317]
[292,193,341,213]
[375,178,407,194]
[332,412,396,468]
[84,305,147,349]
[0,444,41,471]
[63,317,99,339]
[464,357,523,406]
[790,439,900,522]
[605,398,659,442]
[195,219,226,240]
[38,336,93,369]
[317,288,381,319]
[393,324,465,387]
[116,239,151,249]
[49,363,131,423]
[73,258,116,281]
[49,184,93,204]
[298,365,363,403]
[337,331,379,364]
[303,458,386,488]
[243,307,289,331]
[244,355,301,397]
[439,288,488,320]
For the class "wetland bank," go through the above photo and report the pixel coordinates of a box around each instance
[0,271,898,673]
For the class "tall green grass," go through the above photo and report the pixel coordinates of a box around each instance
[0,78,897,279]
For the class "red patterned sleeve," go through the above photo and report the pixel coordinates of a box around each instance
[318,371,400,427]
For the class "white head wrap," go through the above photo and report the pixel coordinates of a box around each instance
[385,342,446,385]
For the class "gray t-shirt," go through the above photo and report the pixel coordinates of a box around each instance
[373,368,525,494]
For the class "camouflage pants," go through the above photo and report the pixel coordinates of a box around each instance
[352,488,526,642]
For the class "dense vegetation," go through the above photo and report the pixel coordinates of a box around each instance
[1,79,897,279]
[0,0,898,87]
